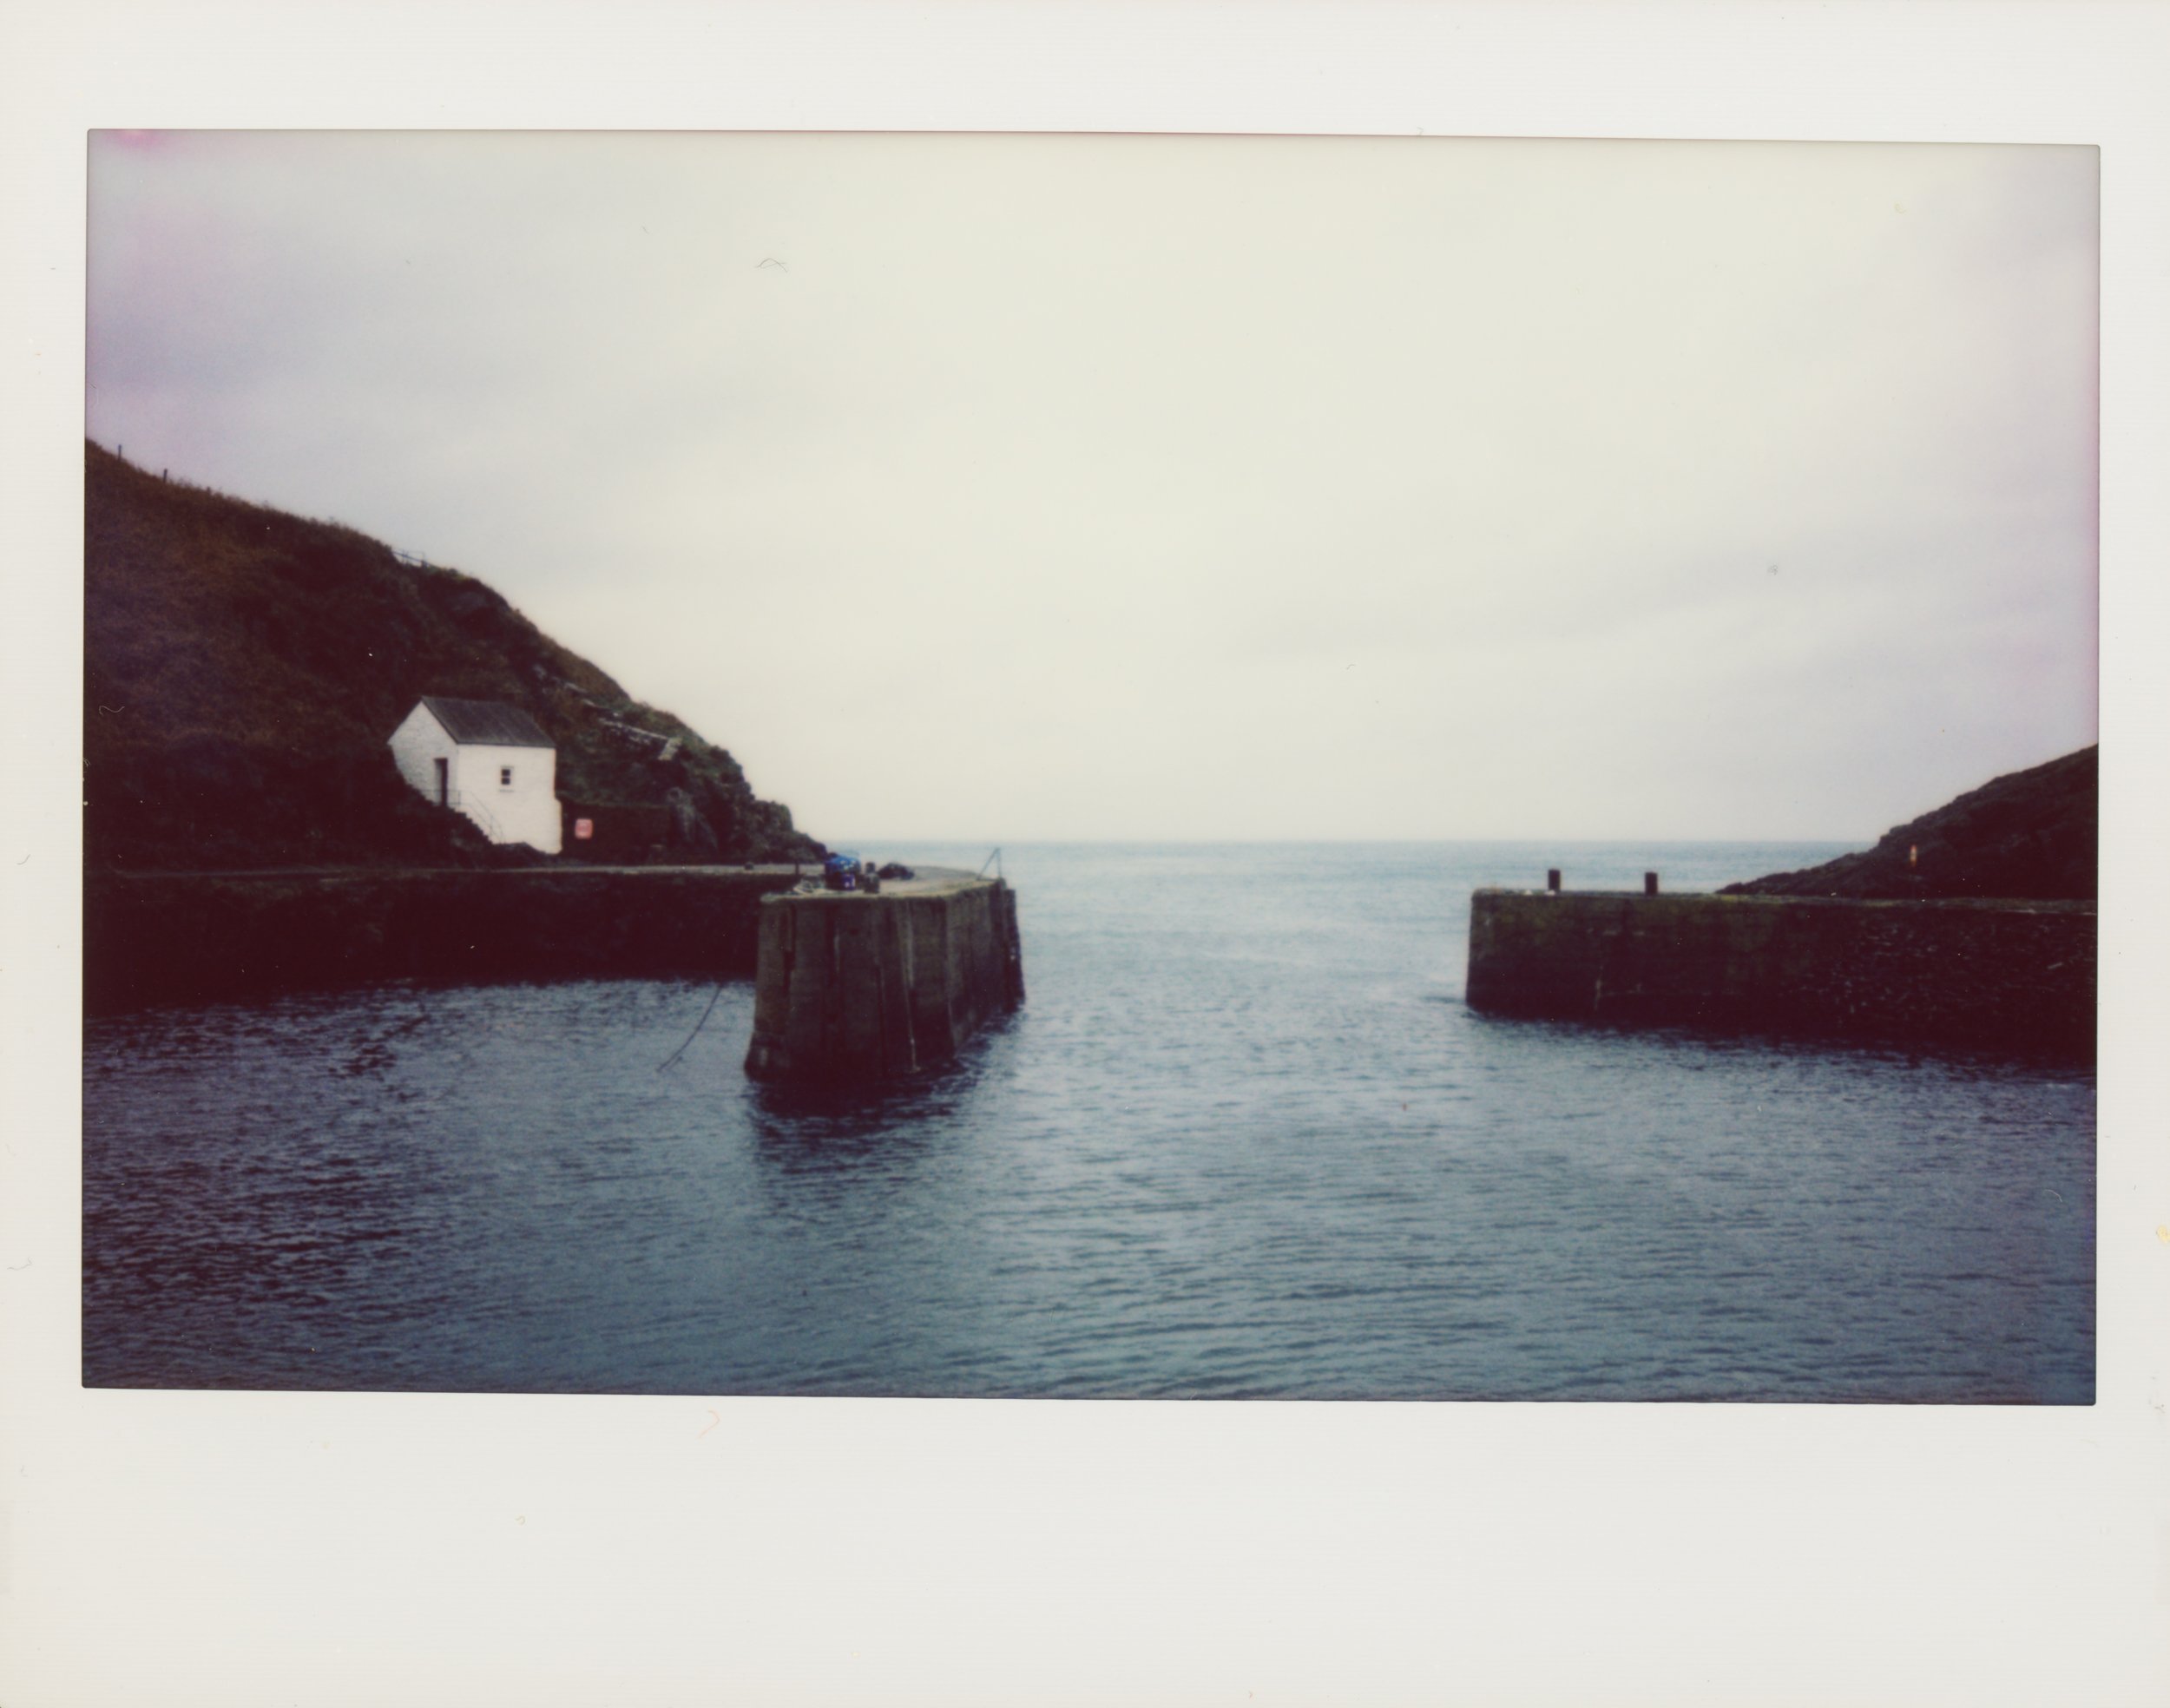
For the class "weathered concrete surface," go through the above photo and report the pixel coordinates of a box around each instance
[85,864,806,1013]
[745,870,1025,1083]
[1466,889,2094,1060]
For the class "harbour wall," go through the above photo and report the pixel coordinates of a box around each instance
[1465,890,2095,1060]
[745,877,1025,1083]
[85,865,803,1013]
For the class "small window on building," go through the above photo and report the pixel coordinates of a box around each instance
[500,766,514,787]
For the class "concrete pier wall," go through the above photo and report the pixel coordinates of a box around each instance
[745,876,1024,1083]
[85,865,803,1013]
[1466,889,2094,1059]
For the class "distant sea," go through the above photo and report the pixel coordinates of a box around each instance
[82,841,2094,1401]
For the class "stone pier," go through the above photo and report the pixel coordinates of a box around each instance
[744,870,1025,1083]
[1466,888,2094,1060]
[83,864,805,1013]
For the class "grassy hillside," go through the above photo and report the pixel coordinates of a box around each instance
[1722,745,2096,901]
[84,441,824,870]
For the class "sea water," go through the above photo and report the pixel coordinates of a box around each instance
[81,842,2095,1400]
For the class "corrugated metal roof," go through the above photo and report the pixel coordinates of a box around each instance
[418,696,556,749]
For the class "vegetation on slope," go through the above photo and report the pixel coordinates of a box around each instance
[1721,745,2096,901]
[84,441,824,870]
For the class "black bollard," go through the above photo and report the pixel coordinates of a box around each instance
[1644,871,1659,896]
[1547,868,1562,894]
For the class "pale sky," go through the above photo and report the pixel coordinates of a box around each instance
[86,131,2098,844]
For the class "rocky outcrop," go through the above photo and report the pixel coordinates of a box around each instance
[662,787,721,859]
[1721,746,2096,902]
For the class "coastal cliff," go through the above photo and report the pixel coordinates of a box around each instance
[1720,745,2096,901]
[84,441,823,870]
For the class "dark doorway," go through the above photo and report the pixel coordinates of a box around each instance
[434,757,449,806]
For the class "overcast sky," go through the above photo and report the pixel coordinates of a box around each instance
[85,131,2096,843]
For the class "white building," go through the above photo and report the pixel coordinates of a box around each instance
[388,696,562,854]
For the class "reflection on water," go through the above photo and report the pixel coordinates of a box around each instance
[748,1022,1008,1145]
[83,841,2094,1400]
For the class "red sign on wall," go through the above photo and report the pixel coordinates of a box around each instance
[574,818,595,840]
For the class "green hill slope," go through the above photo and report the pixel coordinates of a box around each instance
[84,441,824,870]
[1721,745,2096,901]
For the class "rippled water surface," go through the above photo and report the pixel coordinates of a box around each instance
[83,842,2095,1400]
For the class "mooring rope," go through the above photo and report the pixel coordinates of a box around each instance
[655,982,726,1073]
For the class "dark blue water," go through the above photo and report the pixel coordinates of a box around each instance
[82,842,2094,1400]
